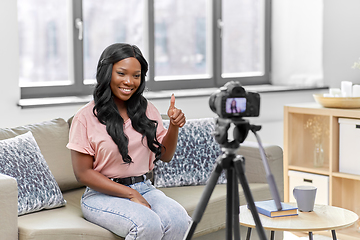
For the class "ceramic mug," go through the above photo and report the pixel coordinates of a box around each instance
[293,185,317,212]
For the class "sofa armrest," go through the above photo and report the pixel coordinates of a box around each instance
[237,141,284,200]
[0,173,18,240]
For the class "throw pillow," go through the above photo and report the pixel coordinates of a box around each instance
[0,131,66,216]
[154,118,226,187]
[0,118,83,191]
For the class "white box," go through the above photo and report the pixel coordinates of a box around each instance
[338,118,360,175]
[288,170,329,205]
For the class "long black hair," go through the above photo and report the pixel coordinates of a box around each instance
[93,43,163,164]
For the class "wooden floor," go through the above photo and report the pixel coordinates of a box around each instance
[285,224,360,240]
[195,225,360,240]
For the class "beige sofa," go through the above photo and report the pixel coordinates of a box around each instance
[0,117,283,240]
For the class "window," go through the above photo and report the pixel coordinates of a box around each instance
[18,0,70,86]
[154,0,208,78]
[82,0,145,85]
[222,0,264,75]
[18,0,270,99]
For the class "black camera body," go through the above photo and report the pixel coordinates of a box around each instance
[209,81,260,119]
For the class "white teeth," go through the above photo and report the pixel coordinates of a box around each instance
[121,88,131,92]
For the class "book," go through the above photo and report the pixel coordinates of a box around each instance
[248,200,298,218]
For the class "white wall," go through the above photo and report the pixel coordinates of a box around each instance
[2,1,359,149]
[0,0,21,126]
[271,0,360,88]
[272,0,324,87]
[323,0,360,87]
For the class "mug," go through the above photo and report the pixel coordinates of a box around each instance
[293,185,317,212]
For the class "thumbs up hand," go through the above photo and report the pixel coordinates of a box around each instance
[167,94,186,128]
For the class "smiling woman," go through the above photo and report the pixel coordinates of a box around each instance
[66,43,189,239]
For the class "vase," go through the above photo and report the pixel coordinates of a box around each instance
[313,142,324,167]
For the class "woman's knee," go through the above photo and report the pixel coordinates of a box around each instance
[82,204,164,239]
[164,215,190,239]
[81,195,164,239]
[129,216,164,239]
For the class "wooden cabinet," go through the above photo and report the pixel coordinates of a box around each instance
[284,103,360,238]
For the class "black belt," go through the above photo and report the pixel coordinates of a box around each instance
[111,172,152,186]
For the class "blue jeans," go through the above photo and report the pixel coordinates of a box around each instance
[81,180,191,240]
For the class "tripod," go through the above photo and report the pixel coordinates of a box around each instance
[183,118,281,240]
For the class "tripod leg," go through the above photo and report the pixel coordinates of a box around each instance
[232,169,240,240]
[233,156,267,240]
[183,159,224,240]
[246,228,252,240]
[226,168,234,240]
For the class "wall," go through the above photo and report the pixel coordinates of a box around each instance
[271,0,360,88]
[272,0,324,86]
[323,0,360,87]
[0,0,21,125]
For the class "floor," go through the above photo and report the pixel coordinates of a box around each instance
[284,232,332,240]
[193,222,359,240]
[284,230,360,240]
[195,230,356,240]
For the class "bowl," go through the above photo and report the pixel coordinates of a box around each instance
[313,94,360,108]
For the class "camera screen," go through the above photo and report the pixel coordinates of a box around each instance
[225,98,246,114]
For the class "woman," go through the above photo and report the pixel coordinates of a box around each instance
[230,99,238,113]
[67,43,190,240]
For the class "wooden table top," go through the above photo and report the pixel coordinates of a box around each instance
[239,203,359,232]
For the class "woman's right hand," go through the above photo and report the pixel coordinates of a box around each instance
[129,190,151,209]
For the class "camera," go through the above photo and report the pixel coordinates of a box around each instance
[209,81,260,119]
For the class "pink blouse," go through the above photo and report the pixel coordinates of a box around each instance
[66,100,167,178]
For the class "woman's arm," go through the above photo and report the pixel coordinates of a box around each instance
[71,150,151,208]
[160,94,186,162]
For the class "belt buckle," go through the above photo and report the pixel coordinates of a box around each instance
[131,176,136,185]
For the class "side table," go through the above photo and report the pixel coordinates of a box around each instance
[239,204,358,240]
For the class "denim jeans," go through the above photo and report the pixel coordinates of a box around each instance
[81,180,191,240]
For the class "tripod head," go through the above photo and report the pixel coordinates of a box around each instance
[213,117,262,149]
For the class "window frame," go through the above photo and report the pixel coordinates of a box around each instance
[20,0,271,99]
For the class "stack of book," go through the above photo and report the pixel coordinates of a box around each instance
[249,200,298,218]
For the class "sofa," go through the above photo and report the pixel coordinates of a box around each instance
[0,116,283,240]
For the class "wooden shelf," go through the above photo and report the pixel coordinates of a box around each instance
[284,103,360,238]
[288,165,329,176]
[332,172,360,181]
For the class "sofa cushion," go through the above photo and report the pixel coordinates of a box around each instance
[0,131,66,216]
[17,183,271,240]
[154,118,225,188]
[18,188,123,240]
[0,118,83,191]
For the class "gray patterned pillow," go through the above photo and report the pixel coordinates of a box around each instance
[154,118,226,187]
[0,131,66,215]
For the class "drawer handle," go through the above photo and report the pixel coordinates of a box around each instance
[356,124,360,129]
[303,178,313,183]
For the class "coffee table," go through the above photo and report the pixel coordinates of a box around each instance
[239,203,358,240]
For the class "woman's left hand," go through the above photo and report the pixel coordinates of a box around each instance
[167,94,186,128]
